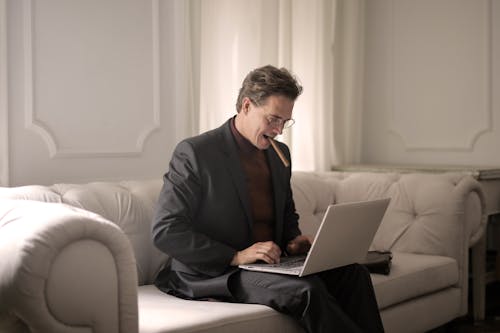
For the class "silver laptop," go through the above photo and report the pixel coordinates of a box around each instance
[238,198,390,277]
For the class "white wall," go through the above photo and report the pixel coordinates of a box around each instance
[2,0,193,186]
[3,0,500,186]
[362,0,500,166]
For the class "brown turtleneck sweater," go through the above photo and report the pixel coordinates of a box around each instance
[230,118,275,242]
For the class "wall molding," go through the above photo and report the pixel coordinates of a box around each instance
[388,0,493,152]
[0,0,8,186]
[23,0,160,158]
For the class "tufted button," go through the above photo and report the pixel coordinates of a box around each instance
[406,209,418,219]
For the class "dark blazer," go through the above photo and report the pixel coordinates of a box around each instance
[152,118,301,299]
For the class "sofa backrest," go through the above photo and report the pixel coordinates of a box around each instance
[0,171,484,286]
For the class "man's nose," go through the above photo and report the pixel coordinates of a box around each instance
[271,124,283,136]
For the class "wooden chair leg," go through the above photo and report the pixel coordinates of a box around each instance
[472,234,486,322]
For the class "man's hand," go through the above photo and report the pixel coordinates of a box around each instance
[230,241,282,266]
[286,235,312,255]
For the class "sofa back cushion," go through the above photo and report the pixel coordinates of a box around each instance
[291,171,483,262]
[53,180,167,285]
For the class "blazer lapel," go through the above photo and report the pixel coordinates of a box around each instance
[218,120,254,229]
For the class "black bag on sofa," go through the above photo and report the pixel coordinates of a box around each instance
[363,251,393,275]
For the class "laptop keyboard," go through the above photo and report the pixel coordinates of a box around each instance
[238,255,308,275]
[267,255,306,268]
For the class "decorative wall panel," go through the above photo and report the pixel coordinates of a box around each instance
[362,0,500,166]
[23,0,159,157]
[388,0,492,151]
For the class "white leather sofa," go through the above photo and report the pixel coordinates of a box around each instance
[0,171,486,333]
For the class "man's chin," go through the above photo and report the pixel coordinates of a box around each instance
[258,141,271,150]
[260,135,272,150]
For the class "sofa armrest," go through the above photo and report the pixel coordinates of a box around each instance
[465,185,487,247]
[0,200,138,333]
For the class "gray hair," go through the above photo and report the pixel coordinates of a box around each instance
[236,65,303,112]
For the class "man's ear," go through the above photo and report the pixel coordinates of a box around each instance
[242,97,251,114]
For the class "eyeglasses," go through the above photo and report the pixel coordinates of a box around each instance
[266,115,295,129]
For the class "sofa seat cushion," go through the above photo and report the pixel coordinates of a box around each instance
[138,285,303,333]
[371,252,458,310]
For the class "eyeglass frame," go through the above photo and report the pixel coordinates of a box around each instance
[265,114,295,129]
[246,96,296,129]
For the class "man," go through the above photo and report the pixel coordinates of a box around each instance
[152,65,384,332]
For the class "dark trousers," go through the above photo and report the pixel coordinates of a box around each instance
[228,264,384,333]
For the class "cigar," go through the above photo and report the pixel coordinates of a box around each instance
[268,137,290,168]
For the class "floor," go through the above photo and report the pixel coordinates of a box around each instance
[430,281,500,333]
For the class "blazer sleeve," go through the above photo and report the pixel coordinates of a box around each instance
[152,140,236,277]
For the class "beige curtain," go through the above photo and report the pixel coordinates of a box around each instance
[177,0,365,171]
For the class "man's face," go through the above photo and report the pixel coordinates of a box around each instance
[239,95,294,150]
